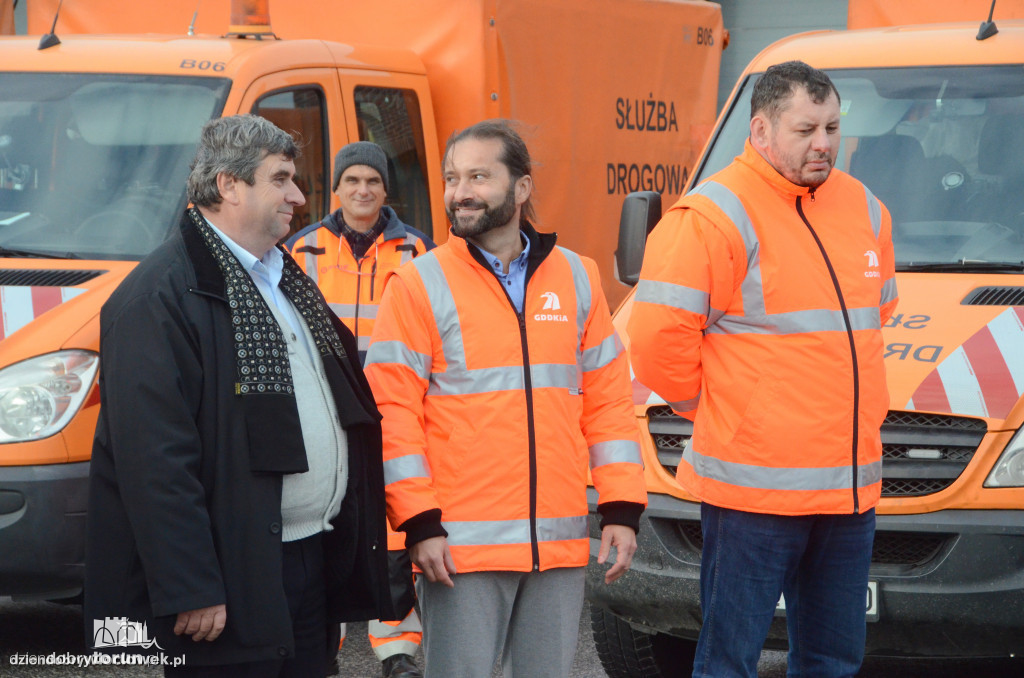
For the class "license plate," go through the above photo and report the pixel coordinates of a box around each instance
[775,581,878,622]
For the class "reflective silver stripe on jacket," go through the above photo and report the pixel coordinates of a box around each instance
[383,454,432,486]
[864,185,882,239]
[683,445,882,491]
[410,250,590,397]
[399,233,421,265]
[864,183,899,307]
[635,280,712,317]
[561,247,591,393]
[589,439,643,468]
[880,278,897,306]
[303,229,319,284]
[364,340,432,380]
[443,515,587,547]
[691,181,883,336]
[581,332,624,373]
[329,303,379,320]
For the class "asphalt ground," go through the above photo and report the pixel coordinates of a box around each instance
[0,598,608,677]
[2,598,1022,677]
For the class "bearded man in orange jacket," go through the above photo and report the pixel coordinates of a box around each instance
[628,61,898,678]
[364,119,647,678]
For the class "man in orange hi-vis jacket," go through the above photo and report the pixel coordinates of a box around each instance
[286,142,429,678]
[628,61,898,678]
[364,119,647,678]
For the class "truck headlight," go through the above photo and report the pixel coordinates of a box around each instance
[985,429,1024,488]
[0,351,99,443]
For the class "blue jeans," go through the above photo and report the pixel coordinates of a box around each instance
[692,503,875,678]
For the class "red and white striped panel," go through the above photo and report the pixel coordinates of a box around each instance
[908,307,1024,420]
[0,286,87,341]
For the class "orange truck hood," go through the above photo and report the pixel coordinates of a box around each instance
[0,261,135,363]
[884,273,1024,429]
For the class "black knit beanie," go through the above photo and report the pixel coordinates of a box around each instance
[332,141,389,193]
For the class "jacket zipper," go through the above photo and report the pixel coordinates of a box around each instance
[795,195,861,513]
[353,255,364,340]
[369,255,378,301]
[491,268,541,572]
[517,310,540,572]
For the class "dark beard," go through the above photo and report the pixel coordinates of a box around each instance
[447,184,518,238]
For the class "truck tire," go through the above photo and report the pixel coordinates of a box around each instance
[590,606,698,678]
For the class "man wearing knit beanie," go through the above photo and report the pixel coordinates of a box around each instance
[332,141,391,195]
[288,141,433,678]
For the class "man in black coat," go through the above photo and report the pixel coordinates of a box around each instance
[85,114,393,677]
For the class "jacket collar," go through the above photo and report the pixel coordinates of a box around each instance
[322,205,406,243]
[379,206,408,242]
[737,139,834,200]
[180,209,226,297]
[448,220,557,281]
[178,209,295,299]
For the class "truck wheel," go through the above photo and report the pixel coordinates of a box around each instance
[590,606,697,678]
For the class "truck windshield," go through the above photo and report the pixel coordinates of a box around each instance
[694,65,1024,270]
[0,74,229,260]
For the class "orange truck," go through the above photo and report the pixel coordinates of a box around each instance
[0,0,724,601]
[588,10,1024,674]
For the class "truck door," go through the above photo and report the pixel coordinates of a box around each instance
[337,72,442,241]
[238,69,346,236]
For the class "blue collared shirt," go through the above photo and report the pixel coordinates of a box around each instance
[205,219,314,358]
[476,232,531,313]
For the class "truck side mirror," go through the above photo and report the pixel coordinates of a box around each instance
[614,190,662,286]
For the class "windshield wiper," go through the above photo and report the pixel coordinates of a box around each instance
[0,246,79,260]
[898,260,1024,272]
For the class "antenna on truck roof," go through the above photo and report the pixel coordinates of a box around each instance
[188,1,201,36]
[977,0,999,40]
[37,0,63,50]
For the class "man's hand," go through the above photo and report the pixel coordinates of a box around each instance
[410,536,456,588]
[598,524,638,584]
[173,604,227,642]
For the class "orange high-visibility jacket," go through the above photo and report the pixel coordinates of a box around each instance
[288,206,434,360]
[628,141,897,516]
[289,206,433,551]
[364,225,647,573]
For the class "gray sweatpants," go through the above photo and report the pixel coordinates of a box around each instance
[416,567,585,678]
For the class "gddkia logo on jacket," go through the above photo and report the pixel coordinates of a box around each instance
[864,250,880,278]
[541,291,561,310]
[536,291,568,322]
[92,617,164,650]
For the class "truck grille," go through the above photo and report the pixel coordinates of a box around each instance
[880,411,987,496]
[962,285,1024,306]
[645,406,987,498]
[670,519,950,567]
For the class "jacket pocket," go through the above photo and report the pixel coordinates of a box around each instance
[433,420,483,501]
[724,370,782,454]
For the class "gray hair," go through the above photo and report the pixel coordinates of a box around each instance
[751,60,840,124]
[187,114,300,207]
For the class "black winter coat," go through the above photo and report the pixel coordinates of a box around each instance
[84,212,393,665]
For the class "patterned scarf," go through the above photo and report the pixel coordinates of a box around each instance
[188,207,347,396]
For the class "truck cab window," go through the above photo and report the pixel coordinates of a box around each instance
[354,86,432,238]
[0,74,227,260]
[253,88,329,237]
[693,66,1024,269]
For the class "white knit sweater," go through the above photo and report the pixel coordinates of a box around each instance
[266,300,349,542]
